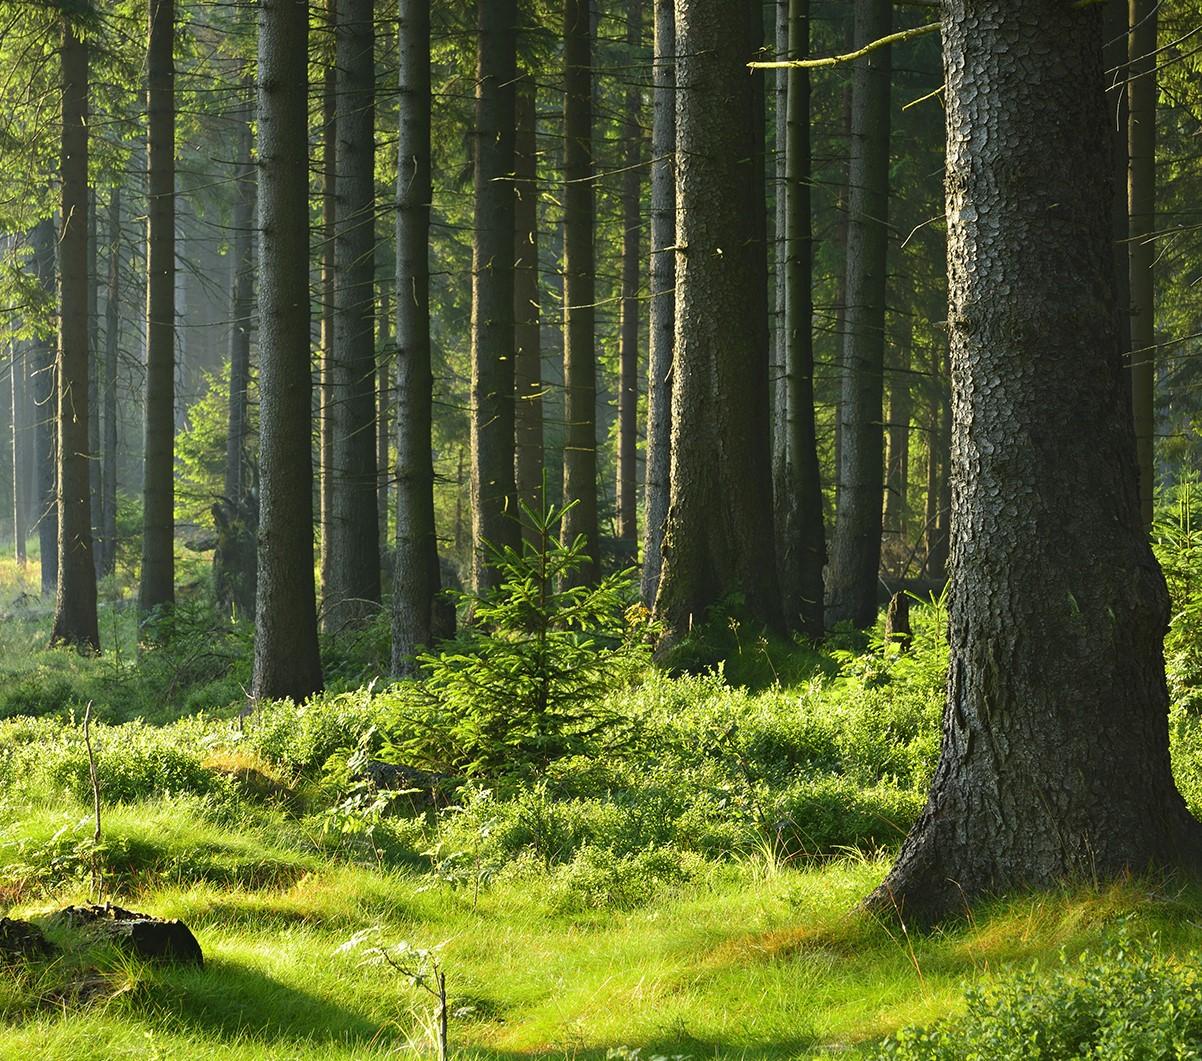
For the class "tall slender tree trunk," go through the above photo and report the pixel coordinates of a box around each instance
[771,0,788,486]
[1129,0,1156,529]
[392,0,439,674]
[51,14,99,651]
[225,106,255,507]
[883,310,912,563]
[140,0,175,613]
[561,0,599,582]
[253,0,323,702]
[377,283,391,559]
[827,0,891,628]
[319,0,337,599]
[326,0,381,631]
[513,74,543,539]
[616,0,644,561]
[469,0,518,592]
[11,335,26,567]
[640,0,674,606]
[101,189,120,577]
[870,0,1202,922]
[87,189,100,577]
[778,0,825,638]
[31,219,57,596]
[655,0,781,640]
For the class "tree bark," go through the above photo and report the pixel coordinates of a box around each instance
[869,0,1202,922]
[319,0,337,601]
[513,74,543,539]
[252,0,323,702]
[640,0,674,606]
[225,105,255,508]
[778,0,825,638]
[140,0,175,614]
[101,189,120,578]
[31,219,57,596]
[51,15,99,651]
[11,331,26,568]
[1129,0,1156,529]
[561,0,599,583]
[392,0,439,674]
[87,189,100,578]
[469,0,518,592]
[326,0,381,632]
[771,0,787,489]
[827,0,891,628]
[655,0,781,639]
[377,278,390,559]
[616,0,643,561]
[883,310,912,566]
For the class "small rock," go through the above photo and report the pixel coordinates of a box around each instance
[57,903,203,967]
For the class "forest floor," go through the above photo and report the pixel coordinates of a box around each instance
[2,543,1202,1058]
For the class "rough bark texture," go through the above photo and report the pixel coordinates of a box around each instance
[883,310,912,564]
[87,190,100,575]
[771,0,787,487]
[31,219,57,596]
[319,0,337,600]
[561,0,599,583]
[224,105,255,508]
[377,281,390,555]
[869,1,1202,922]
[655,0,781,639]
[778,0,825,638]
[101,189,120,578]
[827,0,891,628]
[51,16,98,651]
[1128,0,1156,530]
[252,0,323,702]
[640,0,674,606]
[513,75,543,537]
[469,0,519,592]
[11,336,26,567]
[326,0,381,631]
[392,0,439,675]
[140,0,176,614]
[616,0,643,560]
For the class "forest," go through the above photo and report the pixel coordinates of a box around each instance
[2,0,1202,1056]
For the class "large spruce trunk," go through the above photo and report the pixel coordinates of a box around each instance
[640,0,674,606]
[51,15,99,651]
[655,0,781,639]
[140,0,176,614]
[252,0,323,702]
[870,0,1202,922]
[826,0,891,628]
[469,0,519,592]
[326,0,381,631]
[392,0,439,675]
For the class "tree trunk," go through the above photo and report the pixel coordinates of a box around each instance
[513,74,543,538]
[377,279,390,559]
[778,0,825,638]
[469,0,518,592]
[827,0,891,629]
[1129,0,1156,529]
[655,0,781,639]
[319,0,337,601]
[31,219,57,596]
[50,15,99,651]
[640,0,674,606]
[771,0,787,489]
[101,188,120,578]
[561,0,599,583]
[392,0,440,674]
[11,332,26,567]
[869,0,1202,922]
[615,0,643,561]
[140,0,175,614]
[225,105,255,508]
[883,310,912,566]
[252,0,323,702]
[326,0,381,632]
[87,188,100,578]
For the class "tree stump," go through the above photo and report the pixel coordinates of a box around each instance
[57,904,203,966]
[885,591,912,653]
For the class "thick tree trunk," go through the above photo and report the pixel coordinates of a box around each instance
[51,16,99,651]
[640,0,674,606]
[827,0,891,628]
[513,75,543,538]
[140,0,175,614]
[469,0,518,592]
[1129,0,1156,529]
[655,0,781,639]
[771,0,787,487]
[392,0,439,675]
[615,0,643,561]
[778,0,825,638]
[870,0,1202,922]
[31,219,57,596]
[319,0,337,600]
[326,0,381,632]
[101,189,120,578]
[252,0,323,702]
[561,0,599,583]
